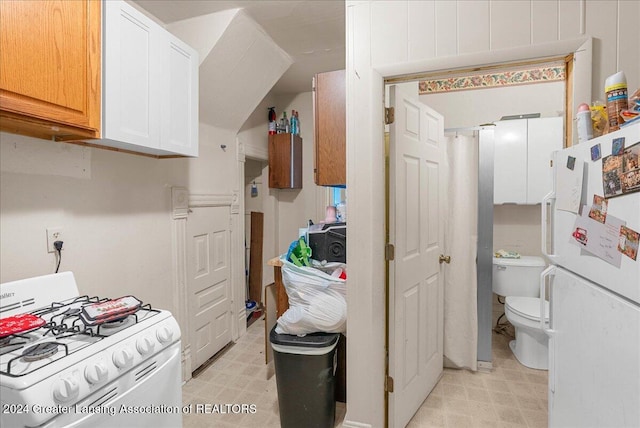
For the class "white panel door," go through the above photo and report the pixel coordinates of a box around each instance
[389,85,445,428]
[187,206,232,371]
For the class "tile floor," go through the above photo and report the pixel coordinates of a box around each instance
[182,296,547,428]
[181,319,345,428]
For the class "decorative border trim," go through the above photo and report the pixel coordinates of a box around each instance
[418,65,565,94]
[189,193,234,207]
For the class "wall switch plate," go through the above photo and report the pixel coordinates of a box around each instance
[46,227,63,253]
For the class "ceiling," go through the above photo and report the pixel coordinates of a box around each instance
[134,0,346,95]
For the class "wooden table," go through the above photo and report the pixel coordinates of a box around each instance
[267,257,289,317]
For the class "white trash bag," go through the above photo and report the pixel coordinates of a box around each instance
[275,257,347,335]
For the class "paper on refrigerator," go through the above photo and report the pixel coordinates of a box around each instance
[556,153,584,213]
[570,205,625,268]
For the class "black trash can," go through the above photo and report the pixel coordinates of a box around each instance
[270,326,340,428]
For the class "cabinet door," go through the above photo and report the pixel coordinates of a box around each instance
[269,134,302,189]
[314,70,346,186]
[103,0,162,149]
[160,34,199,156]
[527,117,563,204]
[0,0,100,139]
[494,119,527,204]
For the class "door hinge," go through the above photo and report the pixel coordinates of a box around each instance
[550,159,553,167]
[385,243,395,261]
[385,375,394,393]
[385,107,395,125]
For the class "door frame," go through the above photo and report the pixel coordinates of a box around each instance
[170,187,240,382]
[344,31,591,427]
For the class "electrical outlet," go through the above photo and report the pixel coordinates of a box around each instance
[46,227,64,253]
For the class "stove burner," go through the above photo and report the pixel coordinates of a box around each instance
[98,315,134,335]
[22,342,58,362]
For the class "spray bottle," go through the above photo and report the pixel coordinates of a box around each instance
[605,71,628,132]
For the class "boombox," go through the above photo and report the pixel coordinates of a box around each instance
[308,222,346,263]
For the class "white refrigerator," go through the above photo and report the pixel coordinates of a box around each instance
[543,122,640,427]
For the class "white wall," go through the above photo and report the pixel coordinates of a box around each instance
[346,1,638,427]
[420,81,565,130]
[0,133,186,313]
[274,92,327,254]
[0,120,239,321]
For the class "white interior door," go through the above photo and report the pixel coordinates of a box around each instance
[389,84,445,428]
[187,206,232,372]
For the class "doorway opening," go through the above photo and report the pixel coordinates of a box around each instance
[383,54,574,427]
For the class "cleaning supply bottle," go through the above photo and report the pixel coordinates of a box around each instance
[290,110,298,135]
[605,71,628,132]
[268,107,276,135]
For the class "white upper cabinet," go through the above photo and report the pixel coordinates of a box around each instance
[494,117,563,205]
[494,119,528,204]
[102,0,198,157]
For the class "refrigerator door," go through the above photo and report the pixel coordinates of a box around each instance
[545,123,640,304]
[549,267,640,428]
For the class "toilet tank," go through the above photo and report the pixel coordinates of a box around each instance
[492,256,546,297]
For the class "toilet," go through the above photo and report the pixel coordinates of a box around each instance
[492,256,549,370]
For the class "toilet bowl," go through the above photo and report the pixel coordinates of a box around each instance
[505,296,549,370]
[492,256,548,370]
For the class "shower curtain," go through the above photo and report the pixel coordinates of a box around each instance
[443,133,478,371]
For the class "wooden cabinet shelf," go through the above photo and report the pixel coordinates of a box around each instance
[313,69,346,187]
[269,133,303,189]
[0,0,101,141]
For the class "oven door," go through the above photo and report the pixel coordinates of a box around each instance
[44,342,182,428]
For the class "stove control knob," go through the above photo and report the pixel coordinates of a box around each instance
[136,336,155,355]
[53,377,80,403]
[113,348,134,369]
[156,326,174,344]
[85,361,108,384]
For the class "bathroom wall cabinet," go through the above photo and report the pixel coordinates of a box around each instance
[494,117,563,204]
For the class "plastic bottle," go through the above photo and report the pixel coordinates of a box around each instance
[279,112,289,134]
[605,71,628,132]
[290,109,298,135]
[576,103,593,143]
[295,110,300,134]
[268,107,276,135]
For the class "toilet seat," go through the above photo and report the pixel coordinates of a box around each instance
[505,296,549,322]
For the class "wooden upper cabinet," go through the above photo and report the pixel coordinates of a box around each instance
[269,133,303,189]
[313,69,346,186]
[0,0,101,141]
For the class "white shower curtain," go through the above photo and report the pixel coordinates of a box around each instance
[443,133,478,371]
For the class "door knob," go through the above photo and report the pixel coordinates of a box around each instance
[439,254,451,264]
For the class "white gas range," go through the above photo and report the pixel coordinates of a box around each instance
[0,272,182,428]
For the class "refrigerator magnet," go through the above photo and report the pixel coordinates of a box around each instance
[618,225,639,261]
[612,137,625,156]
[567,156,576,170]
